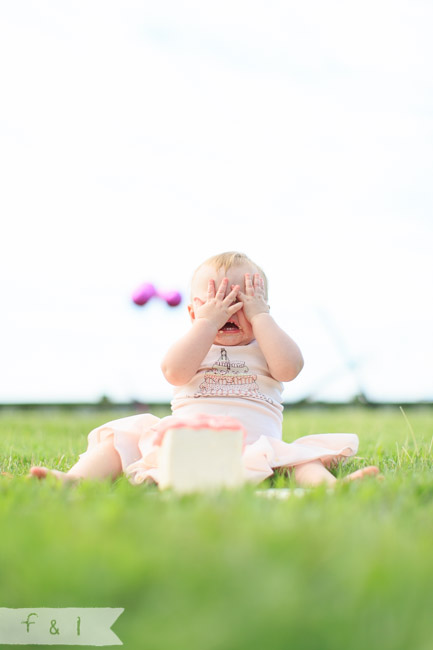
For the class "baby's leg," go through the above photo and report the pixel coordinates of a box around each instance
[29,438,122,483]
[293,459,379,487]
[294,460,337,486]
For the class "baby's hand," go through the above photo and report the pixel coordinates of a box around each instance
[193,278,243,331]
[236,273,270,324]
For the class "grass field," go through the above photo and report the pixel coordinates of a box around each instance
[1,406,433,650]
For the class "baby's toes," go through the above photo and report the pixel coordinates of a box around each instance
[344,465,380,482]
[29,467,73,482]
[29,466,50,479]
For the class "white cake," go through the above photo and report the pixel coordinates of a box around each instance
[158,417,245,494]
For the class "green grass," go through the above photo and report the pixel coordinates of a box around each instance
[1,407,433,650]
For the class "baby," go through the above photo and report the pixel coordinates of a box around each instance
[30,251,378,487]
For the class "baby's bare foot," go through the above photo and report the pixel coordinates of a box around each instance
[343,465,381,482]
[29,467,80,483]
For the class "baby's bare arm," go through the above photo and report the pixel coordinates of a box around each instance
[161,278,242,386]
[161,319,218,386]
[251,312,304,382]
[238,273,304,382]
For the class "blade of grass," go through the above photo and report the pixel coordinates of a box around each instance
[400,406,418,453]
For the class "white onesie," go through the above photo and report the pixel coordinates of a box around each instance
[171,340,284,444]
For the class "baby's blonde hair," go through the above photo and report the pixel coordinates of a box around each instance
[191,251,268,299]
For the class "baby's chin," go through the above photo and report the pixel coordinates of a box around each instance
[213,330,254,346]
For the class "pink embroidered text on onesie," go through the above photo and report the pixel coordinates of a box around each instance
[170,340,284,445]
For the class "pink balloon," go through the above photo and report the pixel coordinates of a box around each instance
[132,283,182,308]
[162,290,182,307]
[132,283,157,306]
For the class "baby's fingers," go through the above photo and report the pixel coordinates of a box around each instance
[253,273,266,293]
[223,284,240,304]
[207,279,216,300]
[216,277,229,299]
[193,297,205,312]
[228,301,243,317]
[244,273,254,296]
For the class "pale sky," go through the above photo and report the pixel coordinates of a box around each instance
[1,0,432,404]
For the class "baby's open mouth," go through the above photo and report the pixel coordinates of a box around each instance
[219,321,240,332]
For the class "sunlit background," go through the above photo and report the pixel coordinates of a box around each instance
[1,0,432,405]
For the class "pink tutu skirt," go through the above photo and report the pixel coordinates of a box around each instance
[78,413,359,485]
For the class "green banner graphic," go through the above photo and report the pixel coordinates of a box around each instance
[0,608,124,645]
